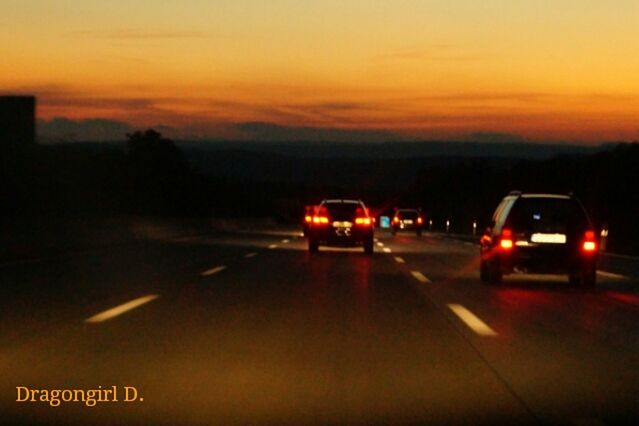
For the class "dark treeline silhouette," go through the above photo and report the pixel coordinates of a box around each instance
[1,130,638,254]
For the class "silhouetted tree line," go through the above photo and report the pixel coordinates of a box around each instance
[1,131,637,253]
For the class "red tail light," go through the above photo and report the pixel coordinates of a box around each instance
[582,230,597,252]
[312,216,329,225]
[393,217,400,224]
[500,228,513,250]
[417,217,423,224]
[355,217,372,226]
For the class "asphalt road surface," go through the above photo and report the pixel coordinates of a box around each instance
[1,228,638,425]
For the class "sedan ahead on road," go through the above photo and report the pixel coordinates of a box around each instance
[307,199,375,254]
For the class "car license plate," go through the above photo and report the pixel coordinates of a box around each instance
[332,221,352,228]
[403,219,413,225]
[531,233,566,244]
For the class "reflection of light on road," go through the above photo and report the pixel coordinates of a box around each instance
[85,295,159,323]
[607,292,639,306]
[383,247,391,253]
[447,304,498,336]
[244,252,257,258]
[376,242,384,247]
[268,244,278,249]
[394,256,405,263]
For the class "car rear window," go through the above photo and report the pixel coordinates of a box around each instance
[398,210,419,219]
[506,198,590,235]
[322,202,365,220]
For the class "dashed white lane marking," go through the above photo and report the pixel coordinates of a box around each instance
[374,238,379,242]
[376,242,384,247]
[244,252,258,258]
[85,295,159,323]
[281,239,290,243]
[394,256,405,264]
[447,304,498,337]
[268,244,278,249]
[200,265,227,276]
[410,271,431,283]
[383,247,392,253]
[597,270,628,280]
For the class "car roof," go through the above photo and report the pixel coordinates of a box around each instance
[519,193,571,200]
[322,199,361,204]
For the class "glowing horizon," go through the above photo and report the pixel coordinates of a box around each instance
[2,0,639,142]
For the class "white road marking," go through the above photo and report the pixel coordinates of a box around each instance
[376,242,384,247]
[394,256,405,264]
[281,239,290,243]
[244,252,258,258]
[383,247,392,253]
[374,238,379,242]
[200,265,227,276]
[268,244,278,249]
[85,295,159,323]
[410,271,431,283]
[447,304,498,337]
[597,270,628,280]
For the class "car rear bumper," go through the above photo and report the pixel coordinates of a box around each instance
[309,226,373,246]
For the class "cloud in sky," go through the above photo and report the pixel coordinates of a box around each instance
[233,122,399,142]
[9,81,639,143]
[38,118,132,142]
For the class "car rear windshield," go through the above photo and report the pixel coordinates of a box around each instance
[506,198,590,236]
[398,210,419,219]
[323,203,364,220]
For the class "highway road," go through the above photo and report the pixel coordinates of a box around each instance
[1,228,639,425]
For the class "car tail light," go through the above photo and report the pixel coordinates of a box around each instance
[304,215,312,223]
[393,217,400,224]
[582,230,597,252]
[417,217,423,224]
[312,216,329,225]
[355,217,372,226]
[500,228,513,250]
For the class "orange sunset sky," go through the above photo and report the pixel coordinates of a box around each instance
[2,0,639,142]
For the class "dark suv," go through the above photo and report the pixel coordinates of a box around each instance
[307,199,375,254]
[391,208,424,236]
[480,192,599,286]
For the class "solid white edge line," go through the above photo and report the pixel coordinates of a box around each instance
[447,304,498,337]
[85,295,159,323]
[200,265,227,276]
[244,252,258,258]
[410,271,431,283]
[394,256,405,263]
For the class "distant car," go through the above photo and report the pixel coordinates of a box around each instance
[391,209,424,236]
[480,191,599,287]
[307,199,374,254]
[302,205,317,236]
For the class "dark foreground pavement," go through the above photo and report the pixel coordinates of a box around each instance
[1,228,638,424]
